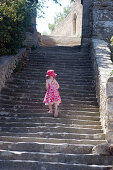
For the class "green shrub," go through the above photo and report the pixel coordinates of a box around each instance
[0,0,36,56]
[110,36,113,62]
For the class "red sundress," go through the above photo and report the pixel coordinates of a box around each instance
[43,78,61,105]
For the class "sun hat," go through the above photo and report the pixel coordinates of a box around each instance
[46,70,57,77]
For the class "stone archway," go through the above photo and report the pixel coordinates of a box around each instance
[72,13,77,35]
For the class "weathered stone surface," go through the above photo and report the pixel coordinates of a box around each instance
[92,143,110,156]
[91,39,113,138]
[92,143,113,156]
[51,0,82,37]
[41,35,81,47]
[106,77,113,97]
[92,0,113,41]
[0,49,27,92]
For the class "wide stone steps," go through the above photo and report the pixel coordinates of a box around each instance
[0,142,95,154]
[0,160,112,170]
[0,121,101,128]
[0,124,102,133]
[0,98,98,104]
[1,88,96,95]
[0,151,112,165]
[0,108,100,114]
[0,110,100,117]
[0,132,105,141]
[0,136,106,145]
[0,46,112,169]
[0,116,101,124]
[0,92,97,98]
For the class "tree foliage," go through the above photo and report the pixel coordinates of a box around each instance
[48,5,71,32]
[0,0,37,56]
[0,0,60,56]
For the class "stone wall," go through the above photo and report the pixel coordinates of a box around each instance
[81,0,93,45]
[51,0,82,37]
[0,48,28,92]
[91,0,113,143]
[23,9,39,48]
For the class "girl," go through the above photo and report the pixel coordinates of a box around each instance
[43,70,61,117]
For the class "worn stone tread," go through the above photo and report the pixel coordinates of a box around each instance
[0,160,111,170]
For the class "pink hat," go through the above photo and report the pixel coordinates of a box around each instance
[46,70,57,77]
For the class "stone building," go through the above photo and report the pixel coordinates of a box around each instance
[50,0,83,37]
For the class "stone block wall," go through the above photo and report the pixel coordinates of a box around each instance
[92,0,113,41]
[51,0,82,37]
[91,0,113,143]
[0,48,28,92]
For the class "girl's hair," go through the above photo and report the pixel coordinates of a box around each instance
[46,76,55,79]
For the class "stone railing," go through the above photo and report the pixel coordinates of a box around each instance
[91,39,113,143]
[0,48,29,92]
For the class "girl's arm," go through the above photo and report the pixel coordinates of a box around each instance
[55,80,59,89]
[46,80,49,90]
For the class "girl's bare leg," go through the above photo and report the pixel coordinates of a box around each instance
[54,103,59,117]
[48,104,53,113]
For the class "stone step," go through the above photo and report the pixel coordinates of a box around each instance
[0,107,99,113]
[25,63,93,67]
[0,136,106,145]
[24,69,92,74]
[13,71,94,78]
[0,114,100,122]
[0,120,102,128]
[6,79,94,86]
[0,92,97,98]
[0,142,93,154]
[0,117,101,125]
[0,160,111,170]
[7,77,95,82]
[26,60,93,65]
[13,71,94,77]
[39,45,81,51]
[0,99,98,107]
[0,94,98,101]
[3,84,95,92]
[7,78,95,84]
[0,150,112,165]
[0,125,103,134]
[26,56,92,60]
[0,132,105,140]
[0,105,99,112]
[2,89,96,96]
[0,111,100,118]
[0,93,97,102]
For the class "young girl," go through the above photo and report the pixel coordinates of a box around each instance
[43,70,61,117]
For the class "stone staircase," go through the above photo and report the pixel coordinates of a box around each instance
[0,46,113,169]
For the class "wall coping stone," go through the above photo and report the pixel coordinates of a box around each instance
[0,48,27,92]
[91,38,113,143]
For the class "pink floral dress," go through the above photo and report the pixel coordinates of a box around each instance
[43,78,61,105]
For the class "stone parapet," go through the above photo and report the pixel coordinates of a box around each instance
[91,39,113,143]
[0,48,27,92]
[92,0,113,42]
